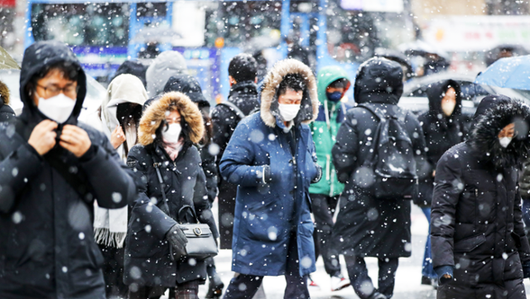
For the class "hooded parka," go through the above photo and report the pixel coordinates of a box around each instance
[162,74,218,204]
[219,59,320,277]
[124,92,219,286]
[146,51,187,98]
[431,95,530,298]
[309,65,351,197]
[331,57,427,258]
[0,41,137,299]
[211,79,260,249]
[416,80,465,207]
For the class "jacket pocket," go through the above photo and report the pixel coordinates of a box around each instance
[454,234,486,252]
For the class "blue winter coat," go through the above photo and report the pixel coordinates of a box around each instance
[219,59,321,277]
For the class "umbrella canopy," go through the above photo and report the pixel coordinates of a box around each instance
[398,39,450,61]
[0,46,20,70]
[475,55,530,90]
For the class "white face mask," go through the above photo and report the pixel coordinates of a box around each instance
[278,104,301,122]
[38,93,76,124]
[441,100,456,117]
[499,137,512,148]
[162,123,182,143]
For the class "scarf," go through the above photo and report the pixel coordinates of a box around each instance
[163,139,184,161]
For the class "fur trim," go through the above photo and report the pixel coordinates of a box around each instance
[469,99,530,170]
[260,59,319,127]
[0,80,10,105]
[138,91,204,146]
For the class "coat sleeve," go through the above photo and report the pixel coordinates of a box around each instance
[431,150,462,272]
[0,142,44,213]
[199,146,218,204]
[193,154,219,239]
[306,126,321,183]
[219,120,266,187]
[332,109,358,184]
[513,189,530,263]
[81,131,137,209]
[211,105,233,163]
[519,158,530,200]
[127,146,176,240]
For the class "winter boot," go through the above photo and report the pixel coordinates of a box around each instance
[367,291,387,299]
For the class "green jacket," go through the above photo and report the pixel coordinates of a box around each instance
[309,66,350,197]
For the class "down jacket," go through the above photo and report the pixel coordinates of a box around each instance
[0,41,137,299]
[416,80,465,207]
[219,59,320,277]
[124,92,218,286]
[431,95,530,298]
[331,57,427,258]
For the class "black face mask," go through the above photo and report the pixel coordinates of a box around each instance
[326,91,342,102]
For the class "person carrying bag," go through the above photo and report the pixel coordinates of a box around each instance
[125,91,219,299]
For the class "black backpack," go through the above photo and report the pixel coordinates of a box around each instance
[355,103,418,200]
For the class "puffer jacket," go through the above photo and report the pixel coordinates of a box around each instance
[124,92,218,286]
[331,57,427,258]
[416,80,465,207]
[431,95,530,298]
[0,41,137,299]
[219,59,320,277]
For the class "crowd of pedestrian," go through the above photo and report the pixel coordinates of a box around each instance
[1,39,530,299]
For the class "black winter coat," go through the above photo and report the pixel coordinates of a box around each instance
[124,92,218,287]
[211,80,259,249]
[331,58,427,258]
[0,41,137,299]
[431,96,530,298]
[416,80,465,207]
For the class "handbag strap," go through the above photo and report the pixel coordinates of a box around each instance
[177,205,200,224]
[153,162,172,217]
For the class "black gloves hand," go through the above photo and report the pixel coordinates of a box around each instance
[166,224,188,258]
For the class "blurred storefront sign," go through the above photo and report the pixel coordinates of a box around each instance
[424,16,530,52]
[340,0,404,13]
[0,0,15,7]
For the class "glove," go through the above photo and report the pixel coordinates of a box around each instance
[166,224,188,258]
[312,165,322,184]
[262,165,272,184]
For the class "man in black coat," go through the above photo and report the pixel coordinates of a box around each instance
[0,41,137,299]
[432,95,530,298]
[332,57,427,299]
[211,53,260,250]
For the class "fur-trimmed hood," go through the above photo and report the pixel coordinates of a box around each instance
[260,59,318,127]
[468,95,530,170]
[138,91,204,146]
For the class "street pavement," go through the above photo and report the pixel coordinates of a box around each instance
[168,202,530,298]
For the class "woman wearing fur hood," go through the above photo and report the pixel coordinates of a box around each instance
[220,59,321,299]
[124,92,218,299]
[431,95,530,298]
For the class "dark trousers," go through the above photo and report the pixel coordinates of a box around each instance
[310,193,341,277]
[223,232,310,299]
[344,255,399,299]
[218,182,237,249]
[98,244,128,299]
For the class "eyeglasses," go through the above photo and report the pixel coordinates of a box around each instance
[36,84,79,98]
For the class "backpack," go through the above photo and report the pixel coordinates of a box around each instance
[356,103,418,200]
